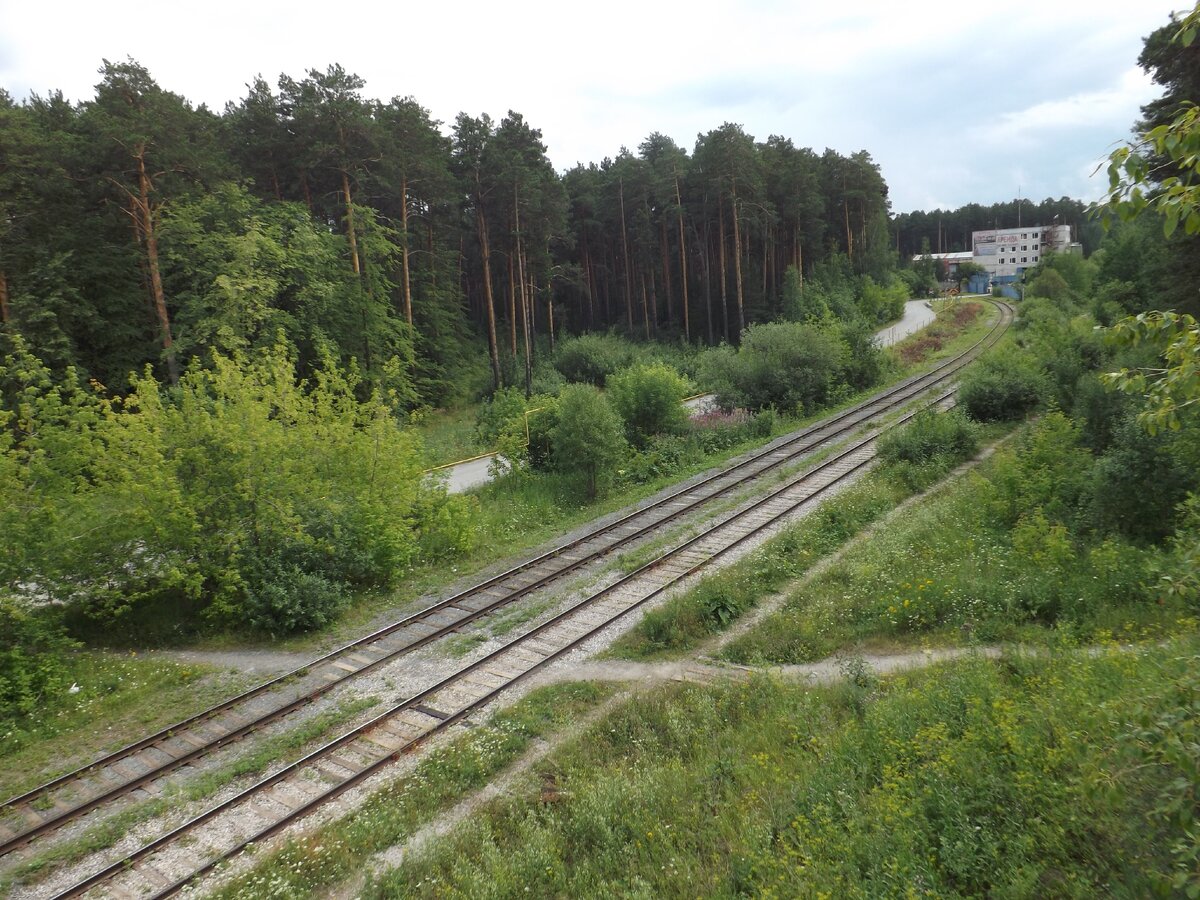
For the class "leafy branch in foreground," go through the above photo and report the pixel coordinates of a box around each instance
[1094,5,1199,435]
[1102,311,1200,434]
[1094,5,1200,238]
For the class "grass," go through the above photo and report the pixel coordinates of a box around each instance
[2,697,380,888]
[609,469,912,660]
[362,639,1198,898]
[890,300,986,368]
[411,405,488,469]
[211,681,615,900]
[609,416,1012,661]
[439,598,562,659]
[722,421,1191,666]
[0,653,256,799]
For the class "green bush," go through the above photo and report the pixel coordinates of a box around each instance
[877,409,980,491]
[1087,414,1195,542]
[0,598,79,723]
[0,338,474,637]
[857,275,908,325]
[878,409,980,466]
[475,387,529,446]
[552,334,632,386]
[243,563,347,634]
[700,321,846,413]
[958,354,1045,421]
[551,384,627,498]
[623,433,700,485]
[839,319,889,390]
[780,265,831,324]
[607,363,692,447]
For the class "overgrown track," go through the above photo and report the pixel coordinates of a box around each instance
[51,386,974,899]
[2,302,1012,876]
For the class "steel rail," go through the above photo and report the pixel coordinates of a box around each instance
[55,379,982,900]
[3,300,1012,863]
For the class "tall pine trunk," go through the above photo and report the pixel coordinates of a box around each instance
[649,267,658,336]
[717,198,729,341]
[137,146,178,385]
[400,175,413,325]
[507,250,518,354]
[619,178,633,334]
[0,269,9,325]
[731,179,745,338]
[515,190,532,398]
[675,173,690,343]
[476,206,502,390]
[842,175,854,261]
[640,269,650,339]
[660,218,672,330]
[583,241,595,329]
[701,223,714,345]
[342,170,362,277]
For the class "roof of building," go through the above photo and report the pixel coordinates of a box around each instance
[910,251,973,262]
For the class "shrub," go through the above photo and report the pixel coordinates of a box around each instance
[623,433,700,484]
[877,409,980,487]
[0,597,78,723]
[957,354,1045,421]
[780,265,831,324]
[839,320,888,390]
[242,563,347,634]
[551,385,627,498]
[1087,414,1196,542]
[701,321,846,413]
[0,338,473,637]
[857,276,908,325]
[552,334,632,386]
[607,363,692,447]
[475,387,529,446]
[1027,267,1072,301]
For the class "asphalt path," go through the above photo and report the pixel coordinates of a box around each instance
[874,300,937,347]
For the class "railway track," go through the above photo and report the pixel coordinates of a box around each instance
[53,388,965,899]
[4,302,1012,890]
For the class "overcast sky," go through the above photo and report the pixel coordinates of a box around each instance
[0,0,1185,212]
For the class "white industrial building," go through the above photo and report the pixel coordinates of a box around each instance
[970,223,1073,279]
[912,223,1076,285]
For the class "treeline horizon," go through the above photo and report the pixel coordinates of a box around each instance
[0,59,896,404]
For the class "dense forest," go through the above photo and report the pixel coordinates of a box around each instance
[0,62,894,403]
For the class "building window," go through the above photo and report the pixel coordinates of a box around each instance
[1021,233,1027,239]
[1021,257,1027,263]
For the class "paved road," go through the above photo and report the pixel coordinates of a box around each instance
[874,300,936,347]
[433,453,506,494]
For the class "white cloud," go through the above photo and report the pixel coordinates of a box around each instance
[967,66,1157,148]
[0,0,1184,211]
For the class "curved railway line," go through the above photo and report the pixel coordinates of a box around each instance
[6,301,1012,898]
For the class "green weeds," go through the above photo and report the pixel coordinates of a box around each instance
[365,642,1198,897]
[724,416,1193,665]
[213,682,613,900]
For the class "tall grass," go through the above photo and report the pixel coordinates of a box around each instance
[366,641,1198,898]
[723,423,1187,666]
